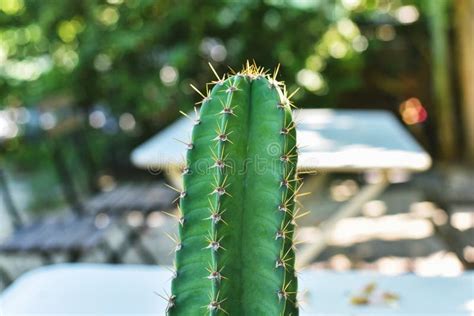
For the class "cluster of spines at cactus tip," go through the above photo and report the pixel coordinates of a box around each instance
[163,61,304,315]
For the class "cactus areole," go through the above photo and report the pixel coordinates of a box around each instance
[168,62,300,315]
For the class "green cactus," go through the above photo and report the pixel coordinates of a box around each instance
[167,62,300,316]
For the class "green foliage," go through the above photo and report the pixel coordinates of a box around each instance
[169,63,299,315]
[1,0,417,115]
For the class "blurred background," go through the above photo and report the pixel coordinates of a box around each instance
[0,0,473,290]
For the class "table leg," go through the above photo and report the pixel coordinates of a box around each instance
[296,177,390,268]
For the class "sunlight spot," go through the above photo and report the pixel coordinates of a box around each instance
[465,299,474,312]
[330,179,359,202]
[362,200,387,217]
[400,97,427,125]
[376,25,396,41]
[329,41,348,59]
[147,211,166,228]
[352,35,368,52]
[89,110,106,129]
[98,7,119,26]
[127,211,144,227]
[341,0,361,10]
[119,112,136,131]
[410,201,449,226]
[464,246,474,263]
[0,111,18,139]
[376,257,409,275]
[210,44,227,62]
[330,214,433,246]
[337,18,359,39]
[94,54,112,72]
[387,169,411,183]
[414,251,463,277]
[98,174,116,192]
[395,5,419,24]
[329,254,351,271]
[39,112,57,130]
[160,65,178,86]
[451,212,474,231]
[296,69,324,92]
[95,213,110,229]
[0,0,24,15]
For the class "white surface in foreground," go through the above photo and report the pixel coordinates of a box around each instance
[1,263,472,316]
[131,109,431,172]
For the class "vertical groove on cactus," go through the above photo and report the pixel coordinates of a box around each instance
[169,62,300,316]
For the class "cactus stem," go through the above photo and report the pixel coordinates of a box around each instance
[163,206,185,227]
[179,108,201,125]
[208,62,225,85]
[277,281,296,303]
[280,168,297,188]
[164,183,187,202]
[174,137,194,150]
[275,249,293,271]
[281,122,296,136]
[276,220,292,240]
[164,266,178,282]
[212,159,226,169]
[190,84,212,104]
[181,166,190,175]
[277,99,289,109]
[227,65,237,74]
[170,63,299,315]
[286,88,300,102]
[223,79,241,94]
[218,99,238,116]
[205,292,228,315]
[205,233,225,252]
[210,175,231,197]
[164,232,182,254]
[211,186,229,197]
[210,148,231,170]
[214,122,234,143]
[206,265,227,282]
[206,204,228,225]
[278,203,289,213]
[156,291,176,313]
[292,207,310,222]
[280,154,291,163]
[213,132,232,143]
[272,63,281,81]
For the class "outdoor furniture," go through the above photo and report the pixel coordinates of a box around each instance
[0,169,115,285]
[44,114,177,217]
[1,263,472,315]
[0,114,176,285]
[131,109,432,267]
[44,113,177,264]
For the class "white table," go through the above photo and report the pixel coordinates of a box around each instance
[1,264,472,316]
[131,109,432,266]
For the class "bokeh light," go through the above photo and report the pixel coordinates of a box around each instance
[399,97,428,125]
